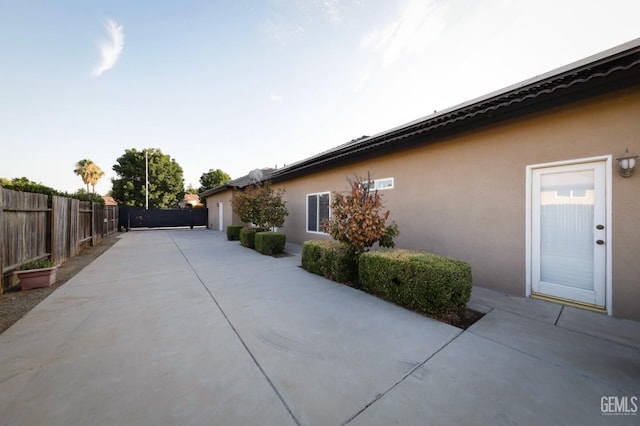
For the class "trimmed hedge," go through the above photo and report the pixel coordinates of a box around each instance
[239,227,258,248]
[359,249,472,314]
[301,240,358,284]
[255,232,286,255]
[227,225,244,241]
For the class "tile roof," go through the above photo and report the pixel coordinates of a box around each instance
[270,38,640,182]
[201,38,640,193]
[102,196,118,206]
[200,168,275,196]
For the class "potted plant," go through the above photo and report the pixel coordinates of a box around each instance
[15,259,59,290]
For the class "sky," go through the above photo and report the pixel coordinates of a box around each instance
[1,0,639,196]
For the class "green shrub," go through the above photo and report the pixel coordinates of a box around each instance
[232,181,288,232]
[359,249,472,314]
[301,240,358,284]
[255,232,286,255]
[239,227,258,248]
[301,240,325,276]
[227,225,244,241]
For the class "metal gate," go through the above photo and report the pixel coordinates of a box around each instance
[119,207,208,230]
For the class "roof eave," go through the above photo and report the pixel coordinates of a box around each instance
[270,38,640,183]
[200,184,233,198]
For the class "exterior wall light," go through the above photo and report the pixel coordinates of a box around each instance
[616,148,638,178]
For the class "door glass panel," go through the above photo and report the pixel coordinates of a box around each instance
[539,170,594,290]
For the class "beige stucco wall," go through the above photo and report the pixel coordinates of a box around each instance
[270,88,640,320]
[205,191,237,231]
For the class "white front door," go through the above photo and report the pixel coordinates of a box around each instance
[218,202,224,231]
[530,160,608,308]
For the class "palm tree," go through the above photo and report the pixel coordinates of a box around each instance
[74,159,104,193]
[74,159,93,192]
[88,163,105,194]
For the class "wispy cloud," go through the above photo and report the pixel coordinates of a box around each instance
[92,18,124,77]
[267,91,284,104]
[317,0,344,24]
[262,15,304,45]
[353,65,373,93]
[361,0,447,67]
[262,0,353,44]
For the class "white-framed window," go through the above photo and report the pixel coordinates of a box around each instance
[307,192,330,233]
[362,177,395,191]
[374,177,394,190]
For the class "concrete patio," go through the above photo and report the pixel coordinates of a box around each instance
[0,229,638,425]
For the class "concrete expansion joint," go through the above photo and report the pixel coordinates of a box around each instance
[341,330,464,425]
[168,233,302,426]
[0,366,41,387]
[554,305,564,326]
[555,321,640,352]
[465,324,634,393]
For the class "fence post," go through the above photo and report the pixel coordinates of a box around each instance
[72,199,79,257]
[92,202,97,246]
[50,196,58,264]
[0,187,4,294]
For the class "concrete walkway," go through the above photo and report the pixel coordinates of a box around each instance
[0,229,638,425]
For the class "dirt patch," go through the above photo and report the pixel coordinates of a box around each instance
[429,307,484,330]
[272,252,295,258]
[0,234,120,335]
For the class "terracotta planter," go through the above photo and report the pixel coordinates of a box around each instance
[16,266,59,290]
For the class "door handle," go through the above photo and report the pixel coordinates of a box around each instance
[596,240,605,245]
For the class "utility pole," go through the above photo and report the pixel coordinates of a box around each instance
[145,149,149,210]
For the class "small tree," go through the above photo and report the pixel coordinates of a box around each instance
[322,173,399,256]
[111,148,185,208]
[232,181,288,231]
[199,168,231,193]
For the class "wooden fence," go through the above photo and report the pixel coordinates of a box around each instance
[0,187,119,293]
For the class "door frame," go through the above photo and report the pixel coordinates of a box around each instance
[218,202,224,231]
[525,155,613,315]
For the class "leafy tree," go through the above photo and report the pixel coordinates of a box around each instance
[111,148,185,208]
[0,177,104,203]
[1,177,60,197]
[232,181,288,231]
[70,191,105,204]
[186,184,199,195]
[199,168,231,193]
[322,173,399,256]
